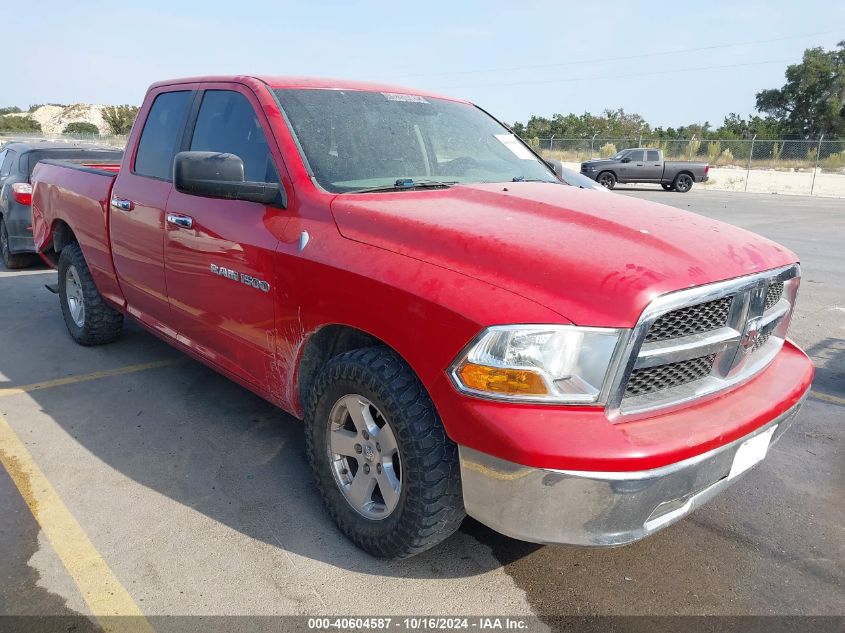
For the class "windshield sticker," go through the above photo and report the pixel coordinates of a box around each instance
[494,134,536,160]
[382,92,429,103]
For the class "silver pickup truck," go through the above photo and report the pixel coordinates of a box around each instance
[581,148,709,192]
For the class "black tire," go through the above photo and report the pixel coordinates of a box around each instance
[661,183,674,191]
[58,243,123,346]
[597,171,616,190]
[0,218,33,269]
[673,173,694,193]
[305,346,465,558]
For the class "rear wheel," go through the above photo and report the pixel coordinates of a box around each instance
[597,172,616,189]
[305,346,465,558]
[661,183,674,191]
[58,243,123,345]
[0,218,33,269]
[673,173,694,193]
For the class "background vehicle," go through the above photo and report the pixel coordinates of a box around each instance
[0,141,122,268]
[30,76,812,559]
[581,148,709,192]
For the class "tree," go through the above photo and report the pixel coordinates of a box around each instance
[0,106,22,115]
[0,115,42,132]
[63,121,100,135]
[102,105,139,135]
[756,41,845,137]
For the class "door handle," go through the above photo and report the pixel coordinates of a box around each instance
[166,213,193,229]
[110,196,134,211]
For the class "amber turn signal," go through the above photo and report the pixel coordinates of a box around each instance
[457,362,548,396]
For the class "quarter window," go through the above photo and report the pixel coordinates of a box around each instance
[1,150,17,178]
[134,91,192,180]
[190,90,278,183]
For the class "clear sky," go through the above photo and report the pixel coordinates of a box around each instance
[4,0,843,128]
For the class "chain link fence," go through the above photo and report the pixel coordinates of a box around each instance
[4,132,845,197]
[0,131,128,149]
[533,136,845,197]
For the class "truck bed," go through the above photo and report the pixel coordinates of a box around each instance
[31,159,124,307]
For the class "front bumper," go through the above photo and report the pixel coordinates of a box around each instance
[459,392,807,546]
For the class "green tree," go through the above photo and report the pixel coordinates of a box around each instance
[755,41,845,137]
[62,121,100,136]
[102,105,139,135]
[63,121,100,135]
[0,115,42,132]
[0,106,22,115]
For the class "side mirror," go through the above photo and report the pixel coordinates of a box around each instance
[545,159,564,178]
[173,151,285,207]
[621,157,631,163]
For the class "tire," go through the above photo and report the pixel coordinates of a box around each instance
[58,243,123,346]
[0,218,33,269]
[661,183,674,191]
[673,173,694,193]
[305,346,465,558]
[597,171,616,189]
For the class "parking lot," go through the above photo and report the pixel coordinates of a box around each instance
[0,189,842,628]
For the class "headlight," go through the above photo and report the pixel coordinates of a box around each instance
[450,325,623,404]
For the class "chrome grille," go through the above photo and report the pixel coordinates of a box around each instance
[644,297,733,343]
[752,319,779,353]
[625,355,716,397]
[606,264,800,418]
[765,282,784,311]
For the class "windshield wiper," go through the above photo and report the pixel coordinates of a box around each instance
[349,179,456,193]
[512,176,557,183]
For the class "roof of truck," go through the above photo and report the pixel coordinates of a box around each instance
[149,75,469,104]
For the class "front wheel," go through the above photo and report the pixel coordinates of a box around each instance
[673,173,694,193]
[305,346,465,558]
[597,171,616,189]
[58,243,124,345]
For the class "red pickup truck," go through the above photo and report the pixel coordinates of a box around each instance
[31,76,813,558]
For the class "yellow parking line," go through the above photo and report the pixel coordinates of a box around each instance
[811,390,845,406]
[0,412,154,632]
[0,358,185,398]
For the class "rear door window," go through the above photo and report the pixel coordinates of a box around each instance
[189,90,279,183]
[647,150,660,162]
[134,91,192,180]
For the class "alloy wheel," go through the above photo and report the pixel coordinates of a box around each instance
[65,265,86,327]
[326,394,402,520]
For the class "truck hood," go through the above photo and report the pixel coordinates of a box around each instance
[330,183,797,327]
[581,158,616,168]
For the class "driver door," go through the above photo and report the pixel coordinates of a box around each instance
[163,86,286,387]
[619,149,644,182]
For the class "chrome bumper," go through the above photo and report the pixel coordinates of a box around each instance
[459,394,806,546]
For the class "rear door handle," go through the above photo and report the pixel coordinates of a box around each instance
[166,213,193,229]
[110,196,134,211]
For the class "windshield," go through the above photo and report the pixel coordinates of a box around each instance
[273,89,558,192]
[612,150,628,160]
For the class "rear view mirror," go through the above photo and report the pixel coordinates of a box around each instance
[173,151,285,207]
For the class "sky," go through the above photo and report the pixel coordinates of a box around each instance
[3,0,844,129]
